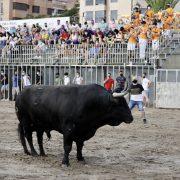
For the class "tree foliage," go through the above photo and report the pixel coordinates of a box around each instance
[145,0,179,12]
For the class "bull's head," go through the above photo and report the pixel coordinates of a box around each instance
[108,89,133,126]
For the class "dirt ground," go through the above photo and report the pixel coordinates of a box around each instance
[0,101,180,180]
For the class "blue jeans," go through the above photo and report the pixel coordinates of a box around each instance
[129,100,144,111]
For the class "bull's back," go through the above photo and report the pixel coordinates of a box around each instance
[15,84,109,127]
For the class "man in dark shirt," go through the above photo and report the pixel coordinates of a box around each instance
[114,70,126,93]
[36,71,43,85]
[129,77,147,124]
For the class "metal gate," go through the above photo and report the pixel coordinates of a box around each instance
[156,69,180,108]
[0,64,155,103]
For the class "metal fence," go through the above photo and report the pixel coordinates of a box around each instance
[156,69,180,108]
[0,33,173,66]
[0,64,155,102]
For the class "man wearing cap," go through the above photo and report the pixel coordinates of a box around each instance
[129,77,147,124]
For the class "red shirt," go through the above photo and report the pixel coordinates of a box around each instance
[104,78,114,91]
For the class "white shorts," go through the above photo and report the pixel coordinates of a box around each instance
[1,84,9,92]
[127,42,136,50]
[12,87,20,96]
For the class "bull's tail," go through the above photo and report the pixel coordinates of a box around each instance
[18,123,30,155]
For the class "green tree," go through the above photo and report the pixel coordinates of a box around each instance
[145,0,179,12]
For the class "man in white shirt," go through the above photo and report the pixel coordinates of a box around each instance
[22,71,31,88]
[73,72,83,85]
[142,73,151,106]
[64,72,70,86]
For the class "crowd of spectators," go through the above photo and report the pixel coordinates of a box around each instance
[0,4,178,49]
[0,4,179,64]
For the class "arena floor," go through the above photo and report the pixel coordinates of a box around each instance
[0,101,180,180]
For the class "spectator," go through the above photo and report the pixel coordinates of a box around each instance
[114,70,126,93]
[36,71,43,85]
[12,70,20,100]
[22,71,31,88]
[54,73,63,86]
[104,73,114,93]
[151,22,161,51]
[72,72,83,85]
[0,70,8,100]
[138,21,148,59]
[127,27,137,59]
[63,72,70,86]
[142,72,151,106]
[145,5,154,19]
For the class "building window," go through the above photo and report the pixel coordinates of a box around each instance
[13,17,22,20]
[111,0,117,2]
[96,0,105,5]
[85,0,93,5]
[95,10,105,23]
[47,8,54,15]
[13,2,29,11]
[110,10,117,20]
[32,6,40,13]
[58,9,64,14]
[85,11,93,21]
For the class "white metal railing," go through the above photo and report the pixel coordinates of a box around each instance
[0,31,179,65]
[0,43,158,65]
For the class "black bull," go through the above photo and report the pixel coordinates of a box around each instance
[15,84,133,166]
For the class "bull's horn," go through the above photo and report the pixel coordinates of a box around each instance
[112,90,129,98]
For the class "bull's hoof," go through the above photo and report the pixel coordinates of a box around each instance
[77,156,85,161]
[61,164,69,168]
[62,159,70,167]
[40,152,47,157]
[31,151,38,157]
[78,159,86,165]
[24,151,31,155]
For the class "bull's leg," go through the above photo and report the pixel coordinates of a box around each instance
[76,141,85,162]
[37,130,46,156]
[62,135,72,166]
[25,130,38,156]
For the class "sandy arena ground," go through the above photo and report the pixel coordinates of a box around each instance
[0,101,180,180]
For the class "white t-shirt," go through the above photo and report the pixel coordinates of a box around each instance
[23,75,31,87]
[142,78,150,91]
[73,76,83,85]
[131,94,143,101]
[64,76,70,86]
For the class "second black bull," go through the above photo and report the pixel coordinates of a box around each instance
[15,84,133,166]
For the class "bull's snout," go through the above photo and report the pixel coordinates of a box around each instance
[125,114,133,124]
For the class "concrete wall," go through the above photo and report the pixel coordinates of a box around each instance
[156,82,180,108]
[162,47,180,69]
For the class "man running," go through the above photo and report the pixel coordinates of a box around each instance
[129,77,147,124]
